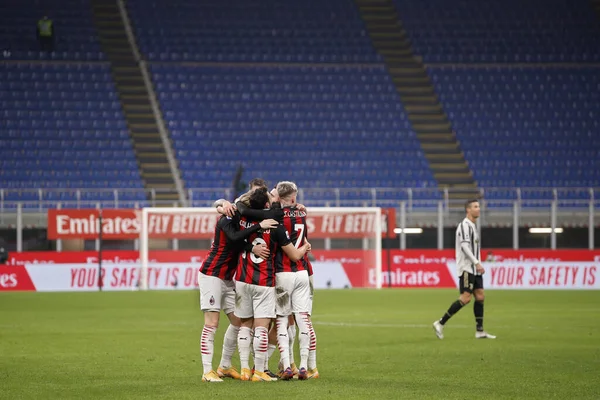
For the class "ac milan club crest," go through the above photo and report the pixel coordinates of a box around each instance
[209,296,215,306]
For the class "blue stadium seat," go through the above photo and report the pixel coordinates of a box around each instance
[395,0,600,63]
[127,0,381,63]
[429,66,600,202]
[152,64,436,191]
[0,0,105,60]
[0,64,143,208]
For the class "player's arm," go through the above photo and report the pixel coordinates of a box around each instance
[459,223,484,273]
[243,241,270,260]
[273,225,310,262]
[219,217,279,242]
[281,241,311,262]
[214,199,235,217]
[236,201,284,222]
[460,242,479,265]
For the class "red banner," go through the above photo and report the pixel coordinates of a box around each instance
[6,249,599,291]
[0,266,37,291]
[47,208,396,240]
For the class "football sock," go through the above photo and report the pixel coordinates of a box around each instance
[307,317,317,370]
[288,324,296,365]
[237,327,252,370]
[267,344,277,362]
[253,326,269,373]
[276,316,290,370]
[440,300,465,325]
[200,325,217,374]
[474,300,484,332]
[219,324,239,369]
[295,312,310,370]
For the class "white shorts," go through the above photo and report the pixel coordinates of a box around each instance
[275,270,313,316]
[234,281,276,319]
[198,271,235,315]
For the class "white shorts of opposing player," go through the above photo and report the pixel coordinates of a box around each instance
[275,270,317,378]
[198,272,235,314]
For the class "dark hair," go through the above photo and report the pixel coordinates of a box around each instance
[249,187,270,210]
[465,199,479,212]
[248,178,268,190]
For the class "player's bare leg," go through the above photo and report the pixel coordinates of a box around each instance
[216,312,242,379]
[251,318,276,382]
[201,311,223,382]
[237,317,254,380]
[474,289,496,339]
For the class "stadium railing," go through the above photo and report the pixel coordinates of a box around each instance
[0,186,597,251]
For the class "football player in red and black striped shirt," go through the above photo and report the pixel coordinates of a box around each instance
[198,209,278,382]
[234,187,311,382]
[213,178,306,377]
[271,181,319,380]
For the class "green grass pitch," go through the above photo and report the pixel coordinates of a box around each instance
[1,289,599,399]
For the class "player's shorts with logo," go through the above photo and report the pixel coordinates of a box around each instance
[198,271,235,314]
[275,270,313,316]
[234,281,276,319]
[458,271,484,294]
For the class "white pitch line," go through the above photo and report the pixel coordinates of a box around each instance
[313,321,470,329]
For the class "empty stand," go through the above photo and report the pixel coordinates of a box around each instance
[0,0,105,61]
[355,0,477,202]
[428,66,600,202]
[395,0,600,63]
[0,63,146,208]
[151,65,437,191]
[126,0,381,63]
[91,0,181,203]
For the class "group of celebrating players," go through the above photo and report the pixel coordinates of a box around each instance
[197,178,319,382]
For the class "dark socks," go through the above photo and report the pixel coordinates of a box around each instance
[440,300,465,325]
[474,300,484,331]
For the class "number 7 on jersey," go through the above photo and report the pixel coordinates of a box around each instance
[294,224,305,249]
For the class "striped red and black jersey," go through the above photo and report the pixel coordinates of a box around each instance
[200,213,260,280]
[275,206,312,273]
[236,215,290,287]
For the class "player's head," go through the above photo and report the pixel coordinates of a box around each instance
[276,181,298,206]
[465,199,480,219]
[269,186,280,203]
[248,178,268,192]
[248,187,271,210]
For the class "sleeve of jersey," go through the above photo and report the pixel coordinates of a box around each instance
[219,217,260,242]
[273,225,292,246]
[460,242,479,264]
[236,202,284,222]
[458,222,470,243]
